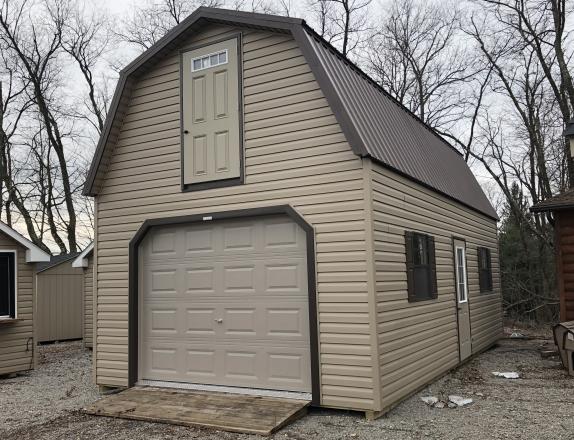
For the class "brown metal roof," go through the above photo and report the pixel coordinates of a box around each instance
[83,7,497,220]
[530,189,574,213]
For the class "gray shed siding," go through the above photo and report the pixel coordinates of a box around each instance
[370,162,501,411]
[36,262,84,343]
[0,235,35,375]
[94,24,380,411]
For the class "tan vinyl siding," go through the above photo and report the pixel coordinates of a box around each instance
[0,234,35,375]
[95,25,380,410]
[371,162,501,411]
[84,256,94,348]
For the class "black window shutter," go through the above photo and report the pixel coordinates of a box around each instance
[405,231,415,301]
[486,248,493,291]
[427,235,438,298]
[477,247,485,292]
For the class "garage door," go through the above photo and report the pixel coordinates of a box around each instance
[139,215,312,393]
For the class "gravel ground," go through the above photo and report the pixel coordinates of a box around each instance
[0,341,99,432]
[1,332,573,440]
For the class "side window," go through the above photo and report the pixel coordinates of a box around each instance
[477,247,493,293]
[0,252,16,319]
[405,231,438,302]
[181,37,242,189]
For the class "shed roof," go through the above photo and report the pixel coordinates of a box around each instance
[0,222,50,263]
[530,189,574,213]
[36,252,80,273]
[83,7,497,220]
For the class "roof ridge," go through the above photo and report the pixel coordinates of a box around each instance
[301,24,463,158]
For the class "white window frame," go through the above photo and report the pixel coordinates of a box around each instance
[0,249,17,320]
[455,246,468,304]
[191,49,228,72]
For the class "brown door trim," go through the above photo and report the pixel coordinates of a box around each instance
[128,204,320,405]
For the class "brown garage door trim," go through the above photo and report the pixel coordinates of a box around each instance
[128,205,320,405]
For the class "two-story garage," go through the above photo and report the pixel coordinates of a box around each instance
[83,7,502,418]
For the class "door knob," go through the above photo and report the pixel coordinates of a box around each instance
[214,318,223,323]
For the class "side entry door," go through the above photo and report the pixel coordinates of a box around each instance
[453,239,471,361]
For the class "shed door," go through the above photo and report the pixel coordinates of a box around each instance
[182,38,241,185]
[454,239,471,361]
[139,215,312,393]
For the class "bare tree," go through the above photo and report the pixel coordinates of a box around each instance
[307,0,371,56]
[0,0,80,252]
[307,0,333,39]
[62,5,113,133]
[118,0,224,51]
[366,0,478,131]
[0,73,50,251]
[474,0,574,187]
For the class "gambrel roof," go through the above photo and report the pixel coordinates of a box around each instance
[83,7,497,220]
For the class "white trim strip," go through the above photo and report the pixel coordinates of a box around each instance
[191,49,228,72]
[72,242,94,268]
[136,380,312,401]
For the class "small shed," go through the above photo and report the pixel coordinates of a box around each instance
[0,221,50,376]
[72,243,94,349]
[36,253,84,343]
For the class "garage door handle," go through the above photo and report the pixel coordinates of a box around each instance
[214,319,223,324]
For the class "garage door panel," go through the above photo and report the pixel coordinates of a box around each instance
[185,227,216,254]
[224,308,257,335]
[264,259,306,293]
[268,351,310,388]
[186,349,217,378]
[147,346,179,376]
[149,268,179,295]
[186,308,217,335]
[266,308,306,338]
[223,264,256,292]
[149,308,178,334]
[264,219,302,250]
[222,223,256,251]
[150,230,178,256]
[140,215,312,392]
[186,267,216,293]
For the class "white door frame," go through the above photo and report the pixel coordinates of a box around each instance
[454,245,468,304]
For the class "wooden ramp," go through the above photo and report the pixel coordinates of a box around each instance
[83,387,310,435]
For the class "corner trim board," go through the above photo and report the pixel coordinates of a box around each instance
[127,204,321,405]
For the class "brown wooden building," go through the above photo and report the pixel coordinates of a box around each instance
[532,190,574,321]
